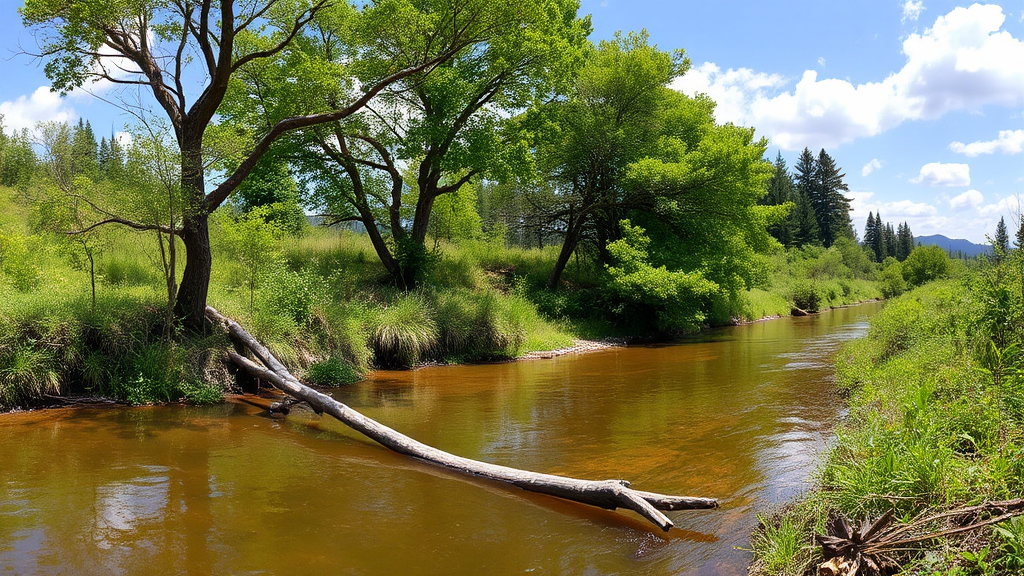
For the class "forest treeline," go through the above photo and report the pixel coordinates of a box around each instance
[0,0,994,409]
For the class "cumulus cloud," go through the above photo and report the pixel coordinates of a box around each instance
[0,86,76,133]
[911,162,970,186]
[672,63,786,127]
[903,0,925,22]
[950,129,1024,156]
[949,189,984,210]
[978,194,1022,217]
[673,4,1024,150]
[862,158,883,176]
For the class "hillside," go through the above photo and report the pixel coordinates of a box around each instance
[915,234,991,257]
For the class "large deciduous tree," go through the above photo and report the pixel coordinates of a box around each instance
[531,31,686,289]
[228,0,590,287]
[22,0,491,330]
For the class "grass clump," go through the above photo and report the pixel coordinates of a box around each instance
[369,293,438,369]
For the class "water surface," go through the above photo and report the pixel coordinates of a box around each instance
[0,303,880,575]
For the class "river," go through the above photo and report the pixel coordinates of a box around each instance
[0,302,881,575]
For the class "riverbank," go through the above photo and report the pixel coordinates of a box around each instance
[748,274,1024,575]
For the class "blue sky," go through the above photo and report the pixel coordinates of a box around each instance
[3,1,1024,242]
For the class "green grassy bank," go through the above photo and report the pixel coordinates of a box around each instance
[1,182,894,410]
[749,263,1024,575]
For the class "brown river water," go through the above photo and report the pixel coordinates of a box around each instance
[0,302,881,575]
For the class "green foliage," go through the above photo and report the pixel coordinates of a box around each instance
[0,225,42,291]
[605,221,717,333]
[218,207,284,315]
[429,183,483,245]
[750,513,806,576]
[752,275,1024,575]
[879,257,907,298]
[903,245,951,287]
[305,356,360,387]
[790,280,821,312]
[369,294,438,368]
[992,516,1024,572]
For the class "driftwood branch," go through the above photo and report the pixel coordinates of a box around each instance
[206,306,717,531]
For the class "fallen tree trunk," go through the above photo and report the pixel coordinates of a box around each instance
[206,306,717,531]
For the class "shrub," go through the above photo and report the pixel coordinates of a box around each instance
[878,258,906,299]
[605,220,718,333]
[790,280,821,312]
[902,245,950,287]
[102,255,154,286]
[306,356,360,387]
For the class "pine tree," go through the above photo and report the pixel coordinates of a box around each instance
[1016,217,1024,251]
[995,216,1010,261]
[71,119,98,176]
[884,222,897,258]
[792,148,819,247]
[98,136,110,173]
[762,151,797,247]
[863,212,881,261]
[793,189,820,247]
[105,132,124,178]
[810,149,852,247]
[896,222,914,261]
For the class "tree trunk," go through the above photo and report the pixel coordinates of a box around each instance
[547,216,584,289]
[175,216,212,333]
[207,306,718,531]
[174,138,212,333]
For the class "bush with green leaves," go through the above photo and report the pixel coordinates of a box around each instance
[604,220,718,333]
[902,244,950,287]
[878,257,906,299]
[306,356,361,387]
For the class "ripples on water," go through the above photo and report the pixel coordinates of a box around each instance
[0,303,881,575]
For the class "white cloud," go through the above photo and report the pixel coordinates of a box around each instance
[673,4,1024,150]
[847,189,994,242]
[0,86,76,133]
[911,162,970,186]
[903,0,925,22]
[672,63,786,128]
[949,189,984,210]
[862,158,883,176]
[950,129,1024,156]
[817,57,826,68]
[978,194,1022,217]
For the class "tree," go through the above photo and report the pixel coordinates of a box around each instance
[884,222,897,259]
[792,189,819,247]
[896,221,914,262]
[33,121,104,311]
[257,0,590,287]
[1016,217,1024,251]
[0,116,38,190]
[864,212,884,262]
[995,216,1010,261]
[902,245,950,287]
[23,0,488,330]
[808,149,852,247]
[761,152,796,248]
[530,31,688,289]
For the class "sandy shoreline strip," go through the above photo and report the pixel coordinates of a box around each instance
[518,338,627,360]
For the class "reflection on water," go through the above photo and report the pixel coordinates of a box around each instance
[0,303,881,575]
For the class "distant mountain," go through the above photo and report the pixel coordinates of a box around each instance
[915,234,991,257]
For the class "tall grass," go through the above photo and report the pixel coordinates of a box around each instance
[750,273,1024,575]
